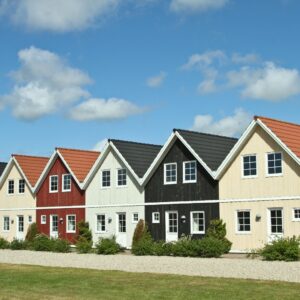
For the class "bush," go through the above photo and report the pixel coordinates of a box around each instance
[77,221,92,243]
[0,237,10,249]
[171,236,198,257]
[132,219,147,246]
[52,238,71,253]
[131,236,154,256]
[194,237,225,258]
[32,234,54,252]
[96,236,121,255]
[152,241,173,256]
[76,236,92,254]
[10,238,28,250]
[25,223,39,242]
[260,237,300,261]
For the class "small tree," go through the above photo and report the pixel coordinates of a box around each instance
[77,220,92,242]
[25,223,39,242]
[132,219,152,247]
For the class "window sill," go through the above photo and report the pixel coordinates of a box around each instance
[235,232,252,235]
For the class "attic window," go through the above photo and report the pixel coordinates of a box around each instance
[49,175,58,193]
[267,152,282,175]
[19,179,25,194]
[164,163,177,185]
[117,169,127,186]
[8,180,14,194]
[62,174,71,192]
[183,161,197,183]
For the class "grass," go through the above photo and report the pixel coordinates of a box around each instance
[0,264,299,300]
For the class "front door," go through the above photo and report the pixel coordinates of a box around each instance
[268,208,284,242]
[116,213,126,248]
[16,215,24,240]
[165,211,178,242]
[50,215,58,238]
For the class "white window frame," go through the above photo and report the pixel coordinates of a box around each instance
[28,215,33,224]
[95,214,106,233]
[132,213,139,224]
[41,215,47,225]
[101,169,111,189]
[116,168,127,187]
[241,154,258,179]
[152,212,160,224]
[164,163,177,185]
[7,179,14,195]
[236,210,251,234]
[3,216,10,232]
[292,208,300,221]
[190,211,205,234]
[49,175,58,193]
[66,214,76,233]
[18,179,26,194]
[266,152,283,177]
[183,161,197,183]
[62,174,71,192]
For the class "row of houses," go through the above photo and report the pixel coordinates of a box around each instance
[0,116,299,252]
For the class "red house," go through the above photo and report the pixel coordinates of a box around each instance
[35,148,100,242]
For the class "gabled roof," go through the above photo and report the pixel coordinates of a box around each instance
[0,162,7,177]
[216,116,300,179]
[110,140,162,178]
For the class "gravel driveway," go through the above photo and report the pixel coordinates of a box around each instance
[0,250,299,283]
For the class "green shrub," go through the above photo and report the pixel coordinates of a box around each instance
[171,236,198,257]
[52,238,70,253]
[0,237,10,249]
[131,236,154,256]
[77,221,92,242]
[76,236,92,254]
[32,234,54,252]
[10,238,28,250]
[25,223,39,242]
[152,241,173,256]
[260,237,300,261]
[96,236,121,255]
[132,219,147,247]
[194,237,225,258]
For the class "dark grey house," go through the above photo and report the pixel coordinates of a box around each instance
[0,162,7,177]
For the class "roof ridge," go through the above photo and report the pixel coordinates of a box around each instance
[174,128,238,141]
[109,139,162,148]
[12,154,49,159]
[255,116,300,127]
[56,147,100,154]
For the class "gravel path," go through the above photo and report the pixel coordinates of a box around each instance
[0,250,299,283]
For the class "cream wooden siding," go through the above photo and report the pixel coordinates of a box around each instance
[0,163,36,241]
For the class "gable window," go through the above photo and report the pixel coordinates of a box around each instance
[152,212,160,224]
[267,152,282,175]
[243,155,257,177]
[41,215,46,224]
[183,161,197,183]
[236,210,251,233]
[101,170,111,188]
[3,216,10,231]
[49,175,58,193]
[19,179,25,194]
[8,180,14,194]
[66,215,76,233]
[293,208,300,221]
[164,163,177,184]
[96,214,106,233]
[62,174,71,192]
[190,211,205,234]
[117,169,127,186]
[132,213,139,223]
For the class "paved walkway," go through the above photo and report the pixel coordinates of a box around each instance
[0,250,299,283]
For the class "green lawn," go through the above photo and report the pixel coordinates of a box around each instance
[0,264,299,300]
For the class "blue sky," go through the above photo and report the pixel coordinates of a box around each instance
[0,0,300,161]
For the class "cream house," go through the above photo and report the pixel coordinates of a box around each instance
[0,155,48,241]
[83,139,161,248]
[216,116,300,252]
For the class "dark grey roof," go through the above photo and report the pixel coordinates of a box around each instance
[110,139,162,178]
[175,129,238,171]
[0,162,7,177]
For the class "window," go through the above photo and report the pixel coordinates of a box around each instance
[293,208,300,221]
[50,175,58,192]
[152,212,160,224]
[19,179,25,194]
[167,212,178,233]
[8,180,14,194]
[18,216,24,233]
[41,215,46,224]
[132,213,139,223]
[183,161,197,183]
[96,214,106,233]
[62,174,71,192]
[243,155,257,177]
[237,211,251,233]
[66,215,76,233]
[118,213,126,233]
[164,163,177,184]
[117,169,127,186]
[190,211,205,234]
[101,170,111,188]
[28,215,33,224]
[270,209,283,233]
[3,216,10,231]
[267,152,282,175]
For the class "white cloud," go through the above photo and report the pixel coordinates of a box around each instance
[231,53,260,64]
[227,62,300,101]
[197,68,218,94]
[146,71,167,88]
[170,0,228,14]
[93,139,108,151]
[4,0,121,32]
[69,98,146,121]
[191,108,252,137]
[0,46,91,120]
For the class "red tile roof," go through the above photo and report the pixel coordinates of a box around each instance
[13,155,49,188]
[56,148,100,183]
[255,116,300,159]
